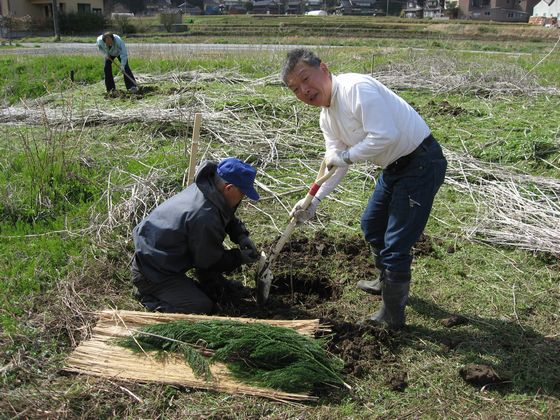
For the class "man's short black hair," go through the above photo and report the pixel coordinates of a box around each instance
[281,48,322,85]
[102,32,115,42]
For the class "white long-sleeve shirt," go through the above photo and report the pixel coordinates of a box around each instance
[96,34,129,66]
[316,73,431,200]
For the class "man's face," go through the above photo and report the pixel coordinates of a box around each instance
[104,37,113,47]
[286,61,332,107]
[223,183,244,209]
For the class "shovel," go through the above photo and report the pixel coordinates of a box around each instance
[255,159,337,305]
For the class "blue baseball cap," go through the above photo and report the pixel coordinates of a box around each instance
[217,158,260,201]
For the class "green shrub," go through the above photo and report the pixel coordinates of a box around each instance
[56,12,105,34]
[160,13,182,32]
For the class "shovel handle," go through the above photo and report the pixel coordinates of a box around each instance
[266,160,337,264]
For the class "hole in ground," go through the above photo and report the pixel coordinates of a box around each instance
[271,273,336,300]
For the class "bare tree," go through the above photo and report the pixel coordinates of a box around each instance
[52,0,60,41]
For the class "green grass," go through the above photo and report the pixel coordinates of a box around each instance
[0,56,101,104]
[1,36,559,417]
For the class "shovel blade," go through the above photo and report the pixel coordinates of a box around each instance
[255,252,273,305]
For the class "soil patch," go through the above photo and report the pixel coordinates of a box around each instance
[214,231,401,389]
[104,85,159,100]
[324,316,397,378]
[413,233,442,257]
[427,100,467,117]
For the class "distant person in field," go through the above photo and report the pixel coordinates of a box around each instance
[131,158,261,314]
[281,48,447,329]
[96,31,138,94]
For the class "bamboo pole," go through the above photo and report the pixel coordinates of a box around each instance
[185,113,201,187]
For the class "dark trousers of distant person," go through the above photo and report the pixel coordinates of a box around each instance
[104,55,136,92]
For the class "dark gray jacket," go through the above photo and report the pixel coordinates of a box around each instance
[132,160,248,283]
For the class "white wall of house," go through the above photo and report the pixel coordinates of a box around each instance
[533,0,560,17]
[1,0,103,18]
[1,0,37,16]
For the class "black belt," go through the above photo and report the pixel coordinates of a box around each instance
[386,134,435,172]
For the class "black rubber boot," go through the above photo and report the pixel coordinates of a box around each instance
[356,244,384,295]
[357,270,384,295]
[366,270,411,330]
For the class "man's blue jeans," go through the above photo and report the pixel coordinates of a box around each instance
[360,136,447,275]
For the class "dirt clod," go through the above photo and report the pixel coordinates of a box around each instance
[459,364,502,386]
[447,245,458,253]
[441,315,469,328]
[387,372,408,392]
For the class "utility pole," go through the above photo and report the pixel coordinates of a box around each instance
[52,0,60,41]
[386,0,389,16]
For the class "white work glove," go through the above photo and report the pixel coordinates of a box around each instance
[290,196,320,225]
[120,64,125,72]
[325,149,353,168]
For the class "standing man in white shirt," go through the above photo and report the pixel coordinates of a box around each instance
[282,48,447,329]
[96,32,138,94]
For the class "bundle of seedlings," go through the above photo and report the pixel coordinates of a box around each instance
[116,319,347,394]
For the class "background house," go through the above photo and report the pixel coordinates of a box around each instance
[403,0,423,17]
[530,0,560,23]
[0,0,104,18]
[177,1,203,14]
[336,0,378,15]
[423,0,444,16]
[458,0,539,21]
[403,0,444,18]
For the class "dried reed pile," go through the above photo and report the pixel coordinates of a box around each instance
[445,150,560,255]
[372,53,560,97]
[2,66,558,256]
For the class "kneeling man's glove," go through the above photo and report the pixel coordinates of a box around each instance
[238,234,257,255]
[240,248,259,265]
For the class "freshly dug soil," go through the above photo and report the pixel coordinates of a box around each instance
[213,231,440,388]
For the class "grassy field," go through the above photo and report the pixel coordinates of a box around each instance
[1,24,559,417]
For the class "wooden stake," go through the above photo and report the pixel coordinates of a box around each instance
[185,113,201,187]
